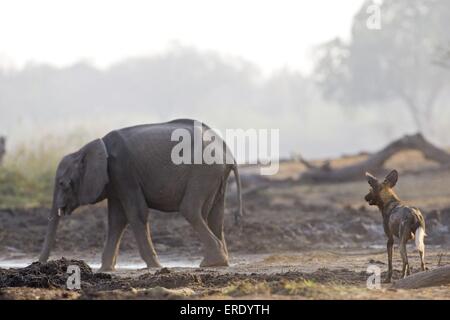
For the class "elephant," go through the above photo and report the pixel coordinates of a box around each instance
[38,119,243,271]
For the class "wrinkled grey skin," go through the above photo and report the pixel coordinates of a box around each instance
[365,170,426,282]
[39,119,243,271]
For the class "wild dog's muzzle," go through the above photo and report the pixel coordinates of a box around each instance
[365,192,376,205]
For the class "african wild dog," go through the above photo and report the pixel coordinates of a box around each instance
[365,170,426,283]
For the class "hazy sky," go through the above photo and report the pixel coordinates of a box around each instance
[0,0,365,74]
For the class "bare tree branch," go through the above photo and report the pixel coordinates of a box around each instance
[300,133,450,183]
[392,265,450,289]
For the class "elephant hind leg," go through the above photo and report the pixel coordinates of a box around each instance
[181,198,228,267]
[99,196,128,272]
[207,190,228,257]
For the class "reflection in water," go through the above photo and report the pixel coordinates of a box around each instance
[0,256,202,270]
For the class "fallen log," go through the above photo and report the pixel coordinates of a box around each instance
[300,133,450,183]
[392,265,450,289]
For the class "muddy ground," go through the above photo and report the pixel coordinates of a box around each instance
[1,151,450,299]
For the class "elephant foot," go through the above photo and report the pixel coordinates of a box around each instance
[97,266,116,273]
[146,260,162,269]
[146,264,162,269]
[200,251,229,267]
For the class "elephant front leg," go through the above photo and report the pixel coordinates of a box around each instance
[99,197,128,272]
[109,172,161,269]
[129,219,162,268]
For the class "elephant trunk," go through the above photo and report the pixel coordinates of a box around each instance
[38,205,60,263]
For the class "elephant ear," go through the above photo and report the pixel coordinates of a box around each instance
[78,139,109,205]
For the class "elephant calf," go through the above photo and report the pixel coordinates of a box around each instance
[39,119,243,271]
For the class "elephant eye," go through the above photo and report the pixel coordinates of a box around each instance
[58,180,73,189]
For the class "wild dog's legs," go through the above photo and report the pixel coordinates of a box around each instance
[419,249,425,271]
[385,237,394,283]
[399,242,410,278]
[399,224,411,278]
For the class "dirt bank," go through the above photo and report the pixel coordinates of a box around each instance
[1,249,450,300]
[1,185,449,258]
[1,159,450,299]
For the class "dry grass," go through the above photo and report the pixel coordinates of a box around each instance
[0,133,87,208]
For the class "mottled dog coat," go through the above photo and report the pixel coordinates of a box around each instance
[365,170,426,282]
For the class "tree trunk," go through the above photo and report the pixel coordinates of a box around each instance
[300,133,450,183]
[392,265,450,289]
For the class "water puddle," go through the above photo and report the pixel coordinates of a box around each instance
[0,256,201,270]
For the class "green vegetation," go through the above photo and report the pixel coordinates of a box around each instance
[0,133,87,209]
[220,279,364,299]
[0,166,53,208]
[222,279,320,297]
[222,281,271,297]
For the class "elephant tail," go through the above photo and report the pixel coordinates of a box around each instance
[232,163,243,226]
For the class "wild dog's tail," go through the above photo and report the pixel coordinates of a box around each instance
[232,162,243,226]
[412,208,426,253]
[415,226,425,253]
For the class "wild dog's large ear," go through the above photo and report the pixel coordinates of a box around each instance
[384,169,398,188]
[365,172,379,189]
